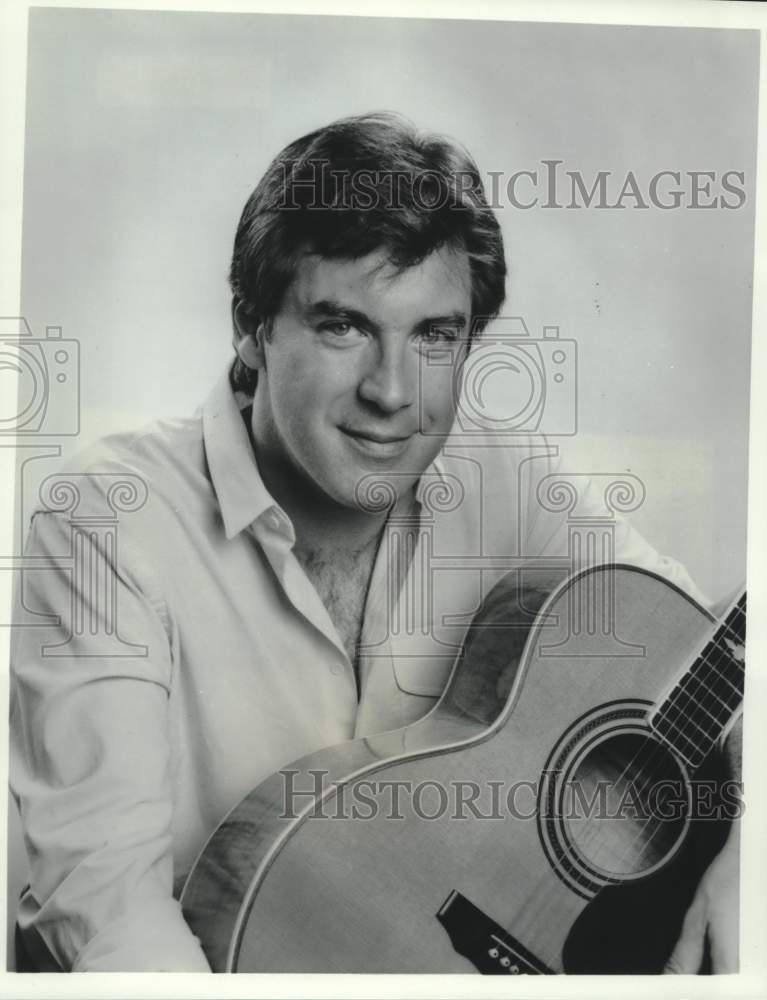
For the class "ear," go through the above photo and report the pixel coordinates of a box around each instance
[232,298,267,370]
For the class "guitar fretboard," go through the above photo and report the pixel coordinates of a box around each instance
[651,593,745,769]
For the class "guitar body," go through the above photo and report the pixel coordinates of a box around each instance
[181,566,738,973]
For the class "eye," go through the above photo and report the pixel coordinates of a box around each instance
[320,321,356,337]
[420,326,460,345]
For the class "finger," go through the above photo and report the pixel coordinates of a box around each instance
[664,897,706,974]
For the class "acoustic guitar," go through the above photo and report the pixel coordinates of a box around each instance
[181,565,745,973]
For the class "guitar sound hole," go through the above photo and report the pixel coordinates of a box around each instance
[563,731,689,881]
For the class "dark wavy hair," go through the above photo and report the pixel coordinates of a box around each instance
[229,112,506,393]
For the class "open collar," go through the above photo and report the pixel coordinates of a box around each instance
[201,369,277,540]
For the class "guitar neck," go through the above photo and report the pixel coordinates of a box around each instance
[649,592,745,769]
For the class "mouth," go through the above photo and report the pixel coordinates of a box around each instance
[339,426,414,459]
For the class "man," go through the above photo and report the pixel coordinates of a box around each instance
[10,112,740,972]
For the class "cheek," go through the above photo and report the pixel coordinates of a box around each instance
[420,369,460,427]
[270,349,354,424]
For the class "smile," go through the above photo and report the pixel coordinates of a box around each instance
[340,427,413,459]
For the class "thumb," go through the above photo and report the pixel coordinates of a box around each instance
[664,895,706,974]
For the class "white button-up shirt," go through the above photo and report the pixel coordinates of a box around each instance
[10,370,707,971]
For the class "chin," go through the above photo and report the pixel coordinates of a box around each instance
[345,469,419,515]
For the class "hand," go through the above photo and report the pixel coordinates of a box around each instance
[664,826,740,974]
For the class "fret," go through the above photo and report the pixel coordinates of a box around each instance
[650,590,745,768]
[719,623,746,649]
[669,675,741,722]
[674,668,716,700]
[682,695,729,728]
[707,635,746,669]
[665,672,741,729]
[673,640,744,704]
[722,598,746,639]
[657,693,726,732]
[699,666,744,699]
[652,713,708,768]
[669,668,738,711]
[698,640,745,689]
[692,664,743,705]
[656,702,718,745]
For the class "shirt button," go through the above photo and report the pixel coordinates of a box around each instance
[330,663,344,676]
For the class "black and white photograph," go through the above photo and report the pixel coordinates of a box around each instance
[0,0,765,992]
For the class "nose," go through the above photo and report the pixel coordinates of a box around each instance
[357,338,415,415]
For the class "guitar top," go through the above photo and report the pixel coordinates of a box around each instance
[182,566,743,973]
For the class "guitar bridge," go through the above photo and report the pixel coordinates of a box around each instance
[436,890,554,975]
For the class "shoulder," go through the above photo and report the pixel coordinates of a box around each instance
[31,414,209,526]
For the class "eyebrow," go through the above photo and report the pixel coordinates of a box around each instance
[304,298,469,335]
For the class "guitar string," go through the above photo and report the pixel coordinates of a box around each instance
[223,588,746,972]
[613,605,744,768]
[589,614,745,876]
[473,595,746,963]
[494,594,745,957]
[655,622,744,739]
[621,623,745,871]
[644,602,745,778]
[556,600,744,880]
[589,620,744,871]
[498,648,744,952]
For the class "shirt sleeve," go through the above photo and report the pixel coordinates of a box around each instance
[10,509,211,972]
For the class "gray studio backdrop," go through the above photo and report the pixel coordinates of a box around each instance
[5,8,757,964]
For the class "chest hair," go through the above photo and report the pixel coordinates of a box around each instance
[297,544,379,669]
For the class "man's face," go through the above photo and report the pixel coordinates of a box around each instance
[249,245,472,511]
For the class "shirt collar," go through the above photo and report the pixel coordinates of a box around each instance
[202,369,279,540]
[202,366,448,539]
[415,455,447,506]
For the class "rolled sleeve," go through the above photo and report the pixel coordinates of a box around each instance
[10,509,210,971]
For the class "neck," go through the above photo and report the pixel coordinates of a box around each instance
[289,491,393,562]
[650,592,745,770]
